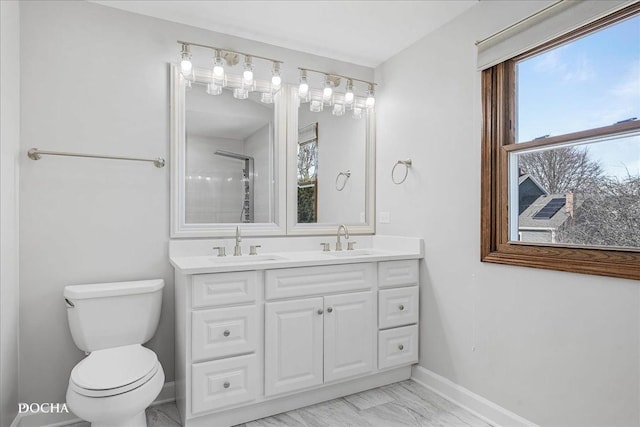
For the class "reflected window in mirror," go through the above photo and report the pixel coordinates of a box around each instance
[297,122,318,223]
[297,99,367,225]
[185,82,275,224]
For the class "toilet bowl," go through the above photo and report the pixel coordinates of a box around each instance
[66,345,164,427]
[64,280,165,427]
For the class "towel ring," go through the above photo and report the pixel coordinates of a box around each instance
[335,170,351,191]
[392,159,412,185]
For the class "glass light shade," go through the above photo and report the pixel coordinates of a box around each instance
[260,92,274,104]
[180,58,192,76]
[344,90,355,105]
[323,86,333,99]
[207,83,222,95]
[310,99,323,112]
[271,74,282,87]
[332,103,345,116]
[212,59,224,85]
[243,69,254,84]
[233,88,249,100]
[366,88,375,108]
[299,75,309,98]
[352,106,363,119]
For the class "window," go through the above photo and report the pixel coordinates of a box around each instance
[297,122,318,223]
[481,3,640,280]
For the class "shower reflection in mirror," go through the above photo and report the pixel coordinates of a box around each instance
[185,84,275,224]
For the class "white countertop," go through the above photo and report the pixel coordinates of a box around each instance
[170,235,424,275]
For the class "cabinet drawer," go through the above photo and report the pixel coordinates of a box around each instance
[191,354,258,414]
[192,271,257,308]
[378,286,418,329]
[192,305,258,362]
[378,325,418,369]
[265,263,374,300]
[378,260,418,289]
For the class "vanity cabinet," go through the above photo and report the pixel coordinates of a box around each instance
[174,258,419,427]
[265,291,375,396]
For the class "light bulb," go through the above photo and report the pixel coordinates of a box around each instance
[271,62,282,88]
[323,76,333,100]
[243,56,254,85]
[179,44,192,77]
[366,85,375,108]
[212,50,224,85]
[345,79,354,105]
[299,70,309,98]
[180,58,192,76]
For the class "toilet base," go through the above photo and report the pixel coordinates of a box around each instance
[92,410,146,427]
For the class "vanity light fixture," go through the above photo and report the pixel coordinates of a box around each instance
[177,41,283,98]
[179,43,193,77]
[297,67,377,117]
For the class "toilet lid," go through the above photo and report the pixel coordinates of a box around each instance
[70,344,159,397]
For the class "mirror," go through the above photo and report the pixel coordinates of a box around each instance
[171,66,286,237]
[287,87,375,235]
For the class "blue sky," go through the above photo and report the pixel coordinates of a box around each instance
[517,14,640,179]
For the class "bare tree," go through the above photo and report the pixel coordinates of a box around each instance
[558,175,640,247]
[519,146,603,193]
[297,142,317,184]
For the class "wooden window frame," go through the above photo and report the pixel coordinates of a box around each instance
[480,3,640,280]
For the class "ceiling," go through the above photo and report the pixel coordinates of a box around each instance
[91,1,477,67]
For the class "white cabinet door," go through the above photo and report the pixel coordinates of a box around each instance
[323,291,375,383]
[264,297,324,396]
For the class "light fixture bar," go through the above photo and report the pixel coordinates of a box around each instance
[177,40,283,66]
[297,67,376,88]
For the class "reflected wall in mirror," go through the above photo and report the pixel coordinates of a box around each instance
[171,66,286,238]
[185,85,274,224]
[288,87,375,235]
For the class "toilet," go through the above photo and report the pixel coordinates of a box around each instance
[64,279,165,427]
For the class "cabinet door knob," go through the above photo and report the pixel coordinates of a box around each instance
[399,304,405,311]
[223,330,230,337]
[398,344,404,351]
[317,309,323,315]
[223,381,230,389]
[327,307,333,313]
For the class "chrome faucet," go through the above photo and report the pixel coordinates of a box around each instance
[336,224,349,251]
[234,226,242,256]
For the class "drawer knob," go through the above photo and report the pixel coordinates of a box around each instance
[223,330,230,337]
[399,304,405,311]
[223,381,230,389]
[398,344,404,351]
[327,307,333,313]
[317,309,323,315]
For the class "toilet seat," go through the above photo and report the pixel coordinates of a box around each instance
[70,344,160,397]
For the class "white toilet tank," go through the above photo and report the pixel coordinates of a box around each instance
[64,279,164,352]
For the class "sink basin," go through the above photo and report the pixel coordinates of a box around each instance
[209,254,286,263]
[323,249,378,257]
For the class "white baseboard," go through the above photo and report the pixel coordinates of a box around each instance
[10,381,176,427]
[411,366,538,427]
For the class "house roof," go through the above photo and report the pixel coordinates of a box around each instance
[519,193,571,229]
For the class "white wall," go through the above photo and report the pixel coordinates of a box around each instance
[18,0,372,407]
[0,1,21,425]
[375,1,639,426]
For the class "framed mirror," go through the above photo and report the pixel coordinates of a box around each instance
[170,66,286,237]
[286,86,375,235]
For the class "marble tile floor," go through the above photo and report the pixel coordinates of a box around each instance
[68,380,493,427]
